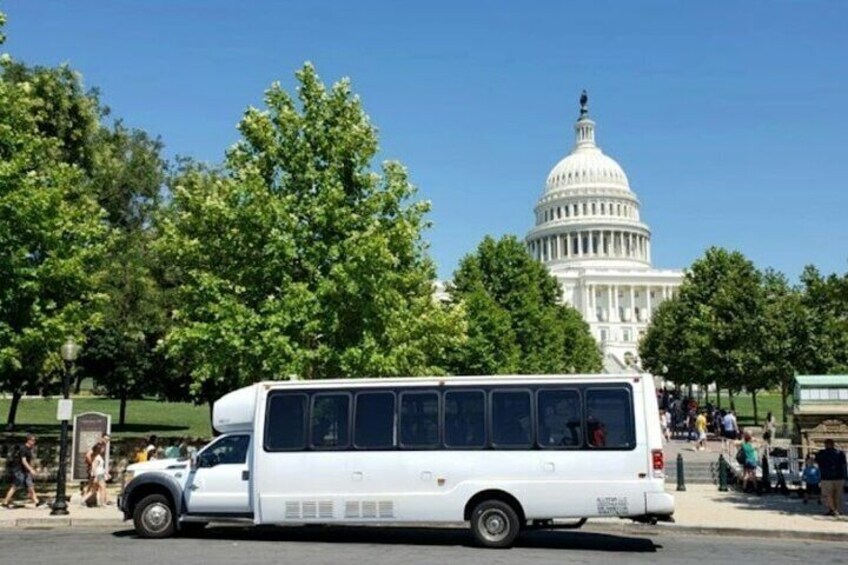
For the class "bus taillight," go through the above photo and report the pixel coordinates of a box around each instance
[652,449,664,478]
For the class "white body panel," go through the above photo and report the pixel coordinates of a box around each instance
[241,374,672,525]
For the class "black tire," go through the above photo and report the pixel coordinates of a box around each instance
[470,500,520,549]
[133,494,176,539]
[179,521,208,536]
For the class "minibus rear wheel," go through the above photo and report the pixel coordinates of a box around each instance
[470,499,520,548]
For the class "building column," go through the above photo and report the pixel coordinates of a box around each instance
[606,285,613,322]
[590,285,596,318]
[612,284,619,322]
[629,286,636,322]
[646,285,652,321]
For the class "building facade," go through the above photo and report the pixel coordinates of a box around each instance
[525,93,683,372]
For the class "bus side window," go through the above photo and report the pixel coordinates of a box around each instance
[354,392,395,449]
[537,389,581,448]
[265,393,306,451]
[491,390,532,448]
[311,394,350,449]
[585,388,634,449]
[444,390,485,448]
[400,392,439,448]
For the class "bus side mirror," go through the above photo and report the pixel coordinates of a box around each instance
[190,452,198,470]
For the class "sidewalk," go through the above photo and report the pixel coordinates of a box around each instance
[1,486,845,541]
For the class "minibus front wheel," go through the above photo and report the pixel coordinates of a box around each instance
[133,494,176,539]
[470,499,521,549]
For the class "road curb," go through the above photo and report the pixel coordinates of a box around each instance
[0,517,124,529]
[583,522,848,543]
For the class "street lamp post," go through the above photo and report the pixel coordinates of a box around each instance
[51,337,80,516]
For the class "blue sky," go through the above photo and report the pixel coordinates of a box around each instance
[4,1,847,281]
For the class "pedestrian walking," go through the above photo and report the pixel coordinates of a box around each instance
[763,411,776,445]
[695,410,708,451]
[722,410,739,441]
[2,434,47,508]
[815,439,847,516]
[81,433,111,505]
[81,443,109,507]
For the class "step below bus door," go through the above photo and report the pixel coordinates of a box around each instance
[184,434,252,515]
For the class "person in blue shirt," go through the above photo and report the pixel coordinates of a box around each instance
[801,454,821,505]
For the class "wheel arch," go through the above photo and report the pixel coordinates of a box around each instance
[463,489,526,524]
[123,473,184,522]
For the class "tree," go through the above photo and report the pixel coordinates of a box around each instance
[157,64,464,407]
[641,297,695,386]
[756,269,815,426]
[0,32,109,428]
[450,235,601,375]
[76,121,167,423]
[799,265,848,373]
[640,247,764,414]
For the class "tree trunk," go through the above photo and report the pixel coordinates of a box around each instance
[752,390,759,425]
[729,390,736,412]
[780,382,789,427]
[5,391,22,431]
[704,386,710,405]
[208,399,219,436]
[74,372,84,395]
[119,393,128,427]
[716,387,722,410]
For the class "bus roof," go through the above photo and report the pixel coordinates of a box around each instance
[255,374,649,391]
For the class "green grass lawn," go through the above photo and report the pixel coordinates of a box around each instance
[0,397,212,439]
[704,391,792,429]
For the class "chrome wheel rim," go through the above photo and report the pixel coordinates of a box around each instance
[478,508,510,543]
[142,503,172,534]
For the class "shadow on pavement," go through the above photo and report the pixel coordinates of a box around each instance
[112,525,660,552]
[707,488,847,523]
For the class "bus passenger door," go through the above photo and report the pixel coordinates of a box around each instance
[185,434,252,515]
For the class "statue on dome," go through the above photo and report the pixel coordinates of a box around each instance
[579,90,588,117]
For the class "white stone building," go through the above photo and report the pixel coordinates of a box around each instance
[525,93,683,372]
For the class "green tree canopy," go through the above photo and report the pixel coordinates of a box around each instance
[0,38,109,427]
[640,247,764,400]
[450,235,601,375]
[157,64,464,405]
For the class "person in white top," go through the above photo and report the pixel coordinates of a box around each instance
[81,444,109,507]
[722,410,738,440]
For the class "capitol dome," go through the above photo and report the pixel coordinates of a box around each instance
[526,91,651,271]
[545,148,630,192]
[544,96,630,193]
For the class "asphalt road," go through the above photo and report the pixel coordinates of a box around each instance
[1,526,846,564]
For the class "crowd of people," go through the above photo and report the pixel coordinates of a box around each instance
[2,432,200,510]
[657,388,846,517]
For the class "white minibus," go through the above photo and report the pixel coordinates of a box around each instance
[119,374,673,548]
